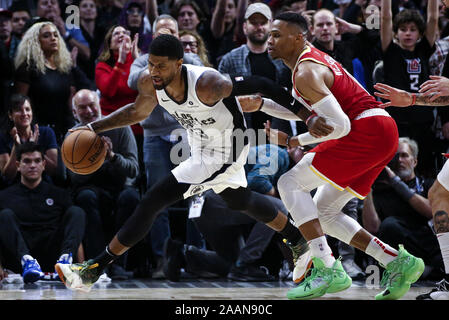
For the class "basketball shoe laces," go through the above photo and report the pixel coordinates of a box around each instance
[380,255,411,288]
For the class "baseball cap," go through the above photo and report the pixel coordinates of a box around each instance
[0,8,12,18]
[244,3,272,20]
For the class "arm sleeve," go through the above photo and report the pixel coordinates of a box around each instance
[260,98,302,120]
[229,75,304,115]
[296,94,351,146]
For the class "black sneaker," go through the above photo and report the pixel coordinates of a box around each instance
[416,279,449,300]
[162,238,185,282]
[227,264,276,282]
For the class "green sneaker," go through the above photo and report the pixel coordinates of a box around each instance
[55,259,102,292]
[287,257,352,300]
[375,245,425,300]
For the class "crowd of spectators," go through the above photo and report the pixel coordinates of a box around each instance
[0,0,448,284]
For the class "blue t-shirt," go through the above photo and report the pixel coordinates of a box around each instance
[0,126,58,155]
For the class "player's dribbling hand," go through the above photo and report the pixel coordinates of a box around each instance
[264,120,289,146]
[237,95,262,112]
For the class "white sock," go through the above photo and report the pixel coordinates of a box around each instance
[308,236,335,267]
[437,232,449,275]
[21,254,34,267]
[365,237,398,267]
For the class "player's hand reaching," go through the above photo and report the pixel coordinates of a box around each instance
[419,76,449,101]
[373,83,413,107]
[237,95,262,112]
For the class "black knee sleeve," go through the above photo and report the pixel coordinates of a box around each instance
[220,187,278,223]
[117,173,189,247]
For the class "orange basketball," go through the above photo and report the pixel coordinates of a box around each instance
[61,129,107,175]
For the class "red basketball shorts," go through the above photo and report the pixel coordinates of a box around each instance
[309,112,398,199]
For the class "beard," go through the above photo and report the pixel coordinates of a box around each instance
[248,32,269,45]
[396,168,413,181]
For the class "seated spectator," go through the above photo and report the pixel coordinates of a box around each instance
[362,137,444,279]
[380,0,439,177]
[8,2,31,59]
[35,0,91,61]
[0,142,86,283]
[0,94,59,185]
[78,0,108,81]
[118,0,152,54]
[179,29,212,67]
[69,89,140,280]
[14,21,76,144]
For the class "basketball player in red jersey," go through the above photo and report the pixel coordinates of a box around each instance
[262,12,425,300]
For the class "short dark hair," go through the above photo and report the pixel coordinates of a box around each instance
[393,9,426,35]
[8,93,31,113]
[275,11,309,33]
[149,34,184,60]
[16,142,44,161]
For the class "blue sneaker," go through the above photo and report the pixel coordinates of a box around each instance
[22,257,44,283]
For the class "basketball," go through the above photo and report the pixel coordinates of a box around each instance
[61,129,107,175]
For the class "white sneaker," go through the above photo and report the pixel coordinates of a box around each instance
[292,249,313,283]
[416,279,449,300]
[55,261,101,293]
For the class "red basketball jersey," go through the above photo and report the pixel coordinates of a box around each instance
[292,45,382,120]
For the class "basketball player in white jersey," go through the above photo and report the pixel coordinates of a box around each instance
[374,79,449,299]
[55,34,333,291]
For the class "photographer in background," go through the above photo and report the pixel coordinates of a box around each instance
[362,137,444,279]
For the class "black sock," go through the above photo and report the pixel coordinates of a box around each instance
[93,246,119,271]
[280,221,305,246]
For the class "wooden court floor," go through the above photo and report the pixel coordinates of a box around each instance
[0,277,437,300]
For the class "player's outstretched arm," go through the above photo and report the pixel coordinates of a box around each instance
[89,71,158,133]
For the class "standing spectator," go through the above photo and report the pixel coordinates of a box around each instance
[0,8,12,54]
[208,0,237,67]
[0,94,58,185]
[69,89,140,280]
[380,0,439,177]
[95,24,142,151]
[179,29,212,67]
[118,0,152,54]
[35,0,91,61]
[8,3,31,59]
[14,21,76,144]
[78,0,107,81]
[95,0,123,33]
[0,142,86,283]
[362,137,444,279]
[218,2,291,133]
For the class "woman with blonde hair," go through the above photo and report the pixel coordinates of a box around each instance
[14,21,76,144]
[179,29,212,67]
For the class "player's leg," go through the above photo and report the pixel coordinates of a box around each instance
[416,167,449,300]
[277,153,351,300]
[313,184,424,300]
[218,187,312,281]
[55,173,190,291]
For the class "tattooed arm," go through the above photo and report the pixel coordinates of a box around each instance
[374,81,449,107]
[90,70,158,133]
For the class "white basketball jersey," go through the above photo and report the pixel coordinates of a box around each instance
[156,64,246,154]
